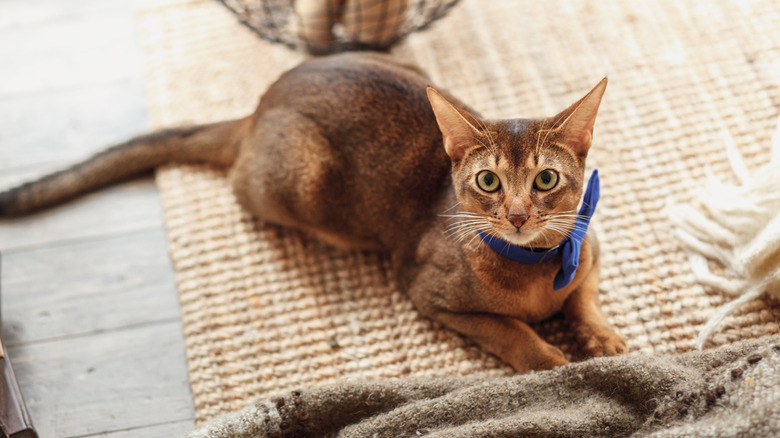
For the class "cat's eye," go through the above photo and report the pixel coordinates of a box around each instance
[534,169,559,191]
[476,170,501,192]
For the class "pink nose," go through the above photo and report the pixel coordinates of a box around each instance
[507,213,529,228]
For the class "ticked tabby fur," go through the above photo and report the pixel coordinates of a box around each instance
[0,53,626,371]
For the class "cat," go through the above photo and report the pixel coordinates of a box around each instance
[0,53,626,372]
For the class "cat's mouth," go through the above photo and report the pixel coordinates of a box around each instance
[493,223,566,249]
[497,227,539,247]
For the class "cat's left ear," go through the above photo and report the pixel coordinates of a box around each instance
[550,78,608,158]
[427,87,482,162]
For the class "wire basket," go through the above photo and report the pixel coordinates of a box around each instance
[220,0,460,54]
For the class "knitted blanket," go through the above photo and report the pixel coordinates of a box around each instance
[183,335,780,437]
[131,0,780,430]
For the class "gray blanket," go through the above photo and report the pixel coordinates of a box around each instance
[183,335,780,437]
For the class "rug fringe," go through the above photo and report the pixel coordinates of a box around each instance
[671,116,780,348]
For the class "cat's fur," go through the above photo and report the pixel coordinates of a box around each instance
[0,53,626,371]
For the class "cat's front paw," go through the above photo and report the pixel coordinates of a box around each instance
[526,343,568,372]
[505,341,568,372]
[573,324,627,358]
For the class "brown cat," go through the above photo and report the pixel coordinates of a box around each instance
[0,53,626,372]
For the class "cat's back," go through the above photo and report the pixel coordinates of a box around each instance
[261,52,431,104]
[234,53,452,251]
[258,53,437,141]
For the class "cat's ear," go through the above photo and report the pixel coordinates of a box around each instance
[549,78,607,158]
[427,87,482,162]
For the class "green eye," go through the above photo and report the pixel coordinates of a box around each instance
[476,170,501,192]
[534,169,559,191]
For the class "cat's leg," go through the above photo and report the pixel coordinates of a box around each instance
[563,259,627,357]
[432,311,568,372]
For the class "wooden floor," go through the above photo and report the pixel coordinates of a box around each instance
[0,1,196,436]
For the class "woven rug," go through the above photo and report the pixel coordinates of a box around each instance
[132,0,780,424]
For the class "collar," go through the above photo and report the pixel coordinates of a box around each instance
[477,169,600,291]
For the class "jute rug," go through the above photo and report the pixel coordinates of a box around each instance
[131,0,780,424]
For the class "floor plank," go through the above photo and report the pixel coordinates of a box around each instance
[8,322,193,438]
[0,178,164,251]
[1,228,180,345]
[0,79,149,171]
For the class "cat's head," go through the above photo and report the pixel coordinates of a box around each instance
[428,80,607,249]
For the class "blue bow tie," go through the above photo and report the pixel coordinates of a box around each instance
[476,169,600,291]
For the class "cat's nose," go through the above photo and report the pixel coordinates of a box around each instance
[507,213,529,228]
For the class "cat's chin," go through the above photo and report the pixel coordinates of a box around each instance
[499,230,560,249]
[499,231,539,248]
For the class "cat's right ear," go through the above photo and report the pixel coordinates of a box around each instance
[427,87,481,162]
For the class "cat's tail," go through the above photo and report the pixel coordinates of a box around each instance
[0,116,252,216]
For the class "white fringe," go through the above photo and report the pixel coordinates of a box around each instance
[668,116,780,349]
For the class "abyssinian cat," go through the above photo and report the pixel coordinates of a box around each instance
[0,53,626,372]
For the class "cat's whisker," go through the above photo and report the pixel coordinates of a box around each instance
[462,220,491,239]
[465,232,482,250]
[485,130,498,156]
[548,218,586,226]
[545,215,587,223]
[536,110,572,154]
[444,223,484,238]
[543,216,576,223]
[546,220,589,232]
[440,202,462,214]
[474,137,497,157]
[444,218,491,241]
[487,130,497,155]
[445,222,484,234]
[536,121,558,155]
[445,216,488,223]
[445,220,488,234]
[452,224,486,244]
[543,224,574,239]
[547,218,577,225]
[547,219,589,226]
[543,230,569,241]
[457,230,481,244]
[444,219,489,229]
[534,125,543,154]
[439,212,491,219]
[547,213,589,218]
[474,118,498,156]
[550,209,579,215]
[444,226,470,241]
[468,118,494,154]
[535,228,554,248]
[542,229,567,248]
[444,215,489,223]
[546,225,590,239]
[440,210,489,216]
[543,221,571,231]
[544,220,574,227]
[546,224,588,235]
[545,218,577,226]
[441,217,494,231]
